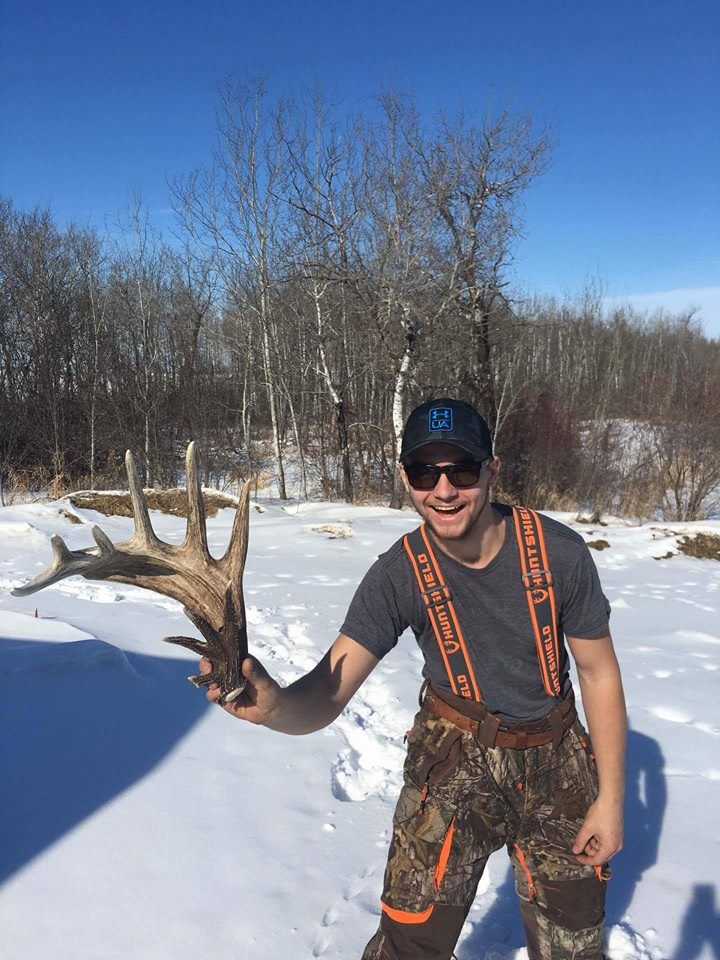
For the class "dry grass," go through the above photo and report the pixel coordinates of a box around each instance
[491,483,522,507]
[677,533,720,562]
[586,539,611,550]
[68,488,239,519]
[249,468,273,492]
[3,466,54,504]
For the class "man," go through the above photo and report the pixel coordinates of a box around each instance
[200,397,626,960]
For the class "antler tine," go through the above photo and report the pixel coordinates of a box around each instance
[91,525,116,556]
[125,450,158,546]
[221,479,251,590]
[184,441,209,556]
[223,480,250,573]
[11,534,98,597]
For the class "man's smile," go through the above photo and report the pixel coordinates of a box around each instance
[429,504,464,515]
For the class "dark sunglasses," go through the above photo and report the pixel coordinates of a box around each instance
[405,459,489,491]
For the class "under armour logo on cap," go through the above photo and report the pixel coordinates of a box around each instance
[429,407,453,432]
[399,397,493,463]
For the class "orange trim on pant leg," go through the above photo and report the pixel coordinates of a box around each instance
[380,818,455,925]
[434,817,455,890]
[380,901,435,924]
[513,843,537,901]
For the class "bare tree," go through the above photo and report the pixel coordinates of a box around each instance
[284,92,364,501]
[410,107,550,425]
[173,78,291,499]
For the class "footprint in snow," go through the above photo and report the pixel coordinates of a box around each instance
[312,933,332,957]
[647,705,720,736]
[321,905,340,926]
[283,620,314,646]
[675,629,720,646]
[313,864,379,957]
[647,705,693,724]
[605,921,661,960]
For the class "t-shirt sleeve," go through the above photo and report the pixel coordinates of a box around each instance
[340,556,408,660]
[560,541,612,639]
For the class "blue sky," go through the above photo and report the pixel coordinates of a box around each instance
[2,0,718,333]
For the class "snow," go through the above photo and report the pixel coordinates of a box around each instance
[1,498,718,959]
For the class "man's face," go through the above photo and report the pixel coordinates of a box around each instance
[399,443,500,542]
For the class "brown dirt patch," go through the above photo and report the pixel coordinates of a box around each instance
[586,539,611,550]
[575,512,608,526]
[58,507,83,524]
[677,533,720,561]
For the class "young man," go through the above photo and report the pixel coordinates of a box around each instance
[200,398,626,960]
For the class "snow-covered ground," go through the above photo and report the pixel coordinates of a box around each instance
[1,496,718,960]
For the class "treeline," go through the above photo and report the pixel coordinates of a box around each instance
[1,82,719,520]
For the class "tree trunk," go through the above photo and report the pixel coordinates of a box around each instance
[389,313,417,509]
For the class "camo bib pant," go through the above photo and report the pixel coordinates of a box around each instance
[361,709,610,960]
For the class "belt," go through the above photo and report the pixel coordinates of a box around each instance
[422,683,577,749]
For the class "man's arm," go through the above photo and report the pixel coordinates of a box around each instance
[566,632,627,866]
[199,633,380,735]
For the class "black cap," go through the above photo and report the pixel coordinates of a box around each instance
[399,398,493,463]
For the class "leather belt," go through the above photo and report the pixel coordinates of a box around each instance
[422,684,577,749]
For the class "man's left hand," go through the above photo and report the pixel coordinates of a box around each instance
[572,798,623,866]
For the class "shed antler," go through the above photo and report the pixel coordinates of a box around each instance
[12,443,251,705]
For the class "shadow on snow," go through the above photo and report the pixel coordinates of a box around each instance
[670,885,720,959]
[0,635,209,884]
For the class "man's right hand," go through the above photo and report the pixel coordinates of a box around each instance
[199,635,379,735]
[200,655,282,726]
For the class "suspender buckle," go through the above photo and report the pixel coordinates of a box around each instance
[521,569,553,590]
[421,584,452,607]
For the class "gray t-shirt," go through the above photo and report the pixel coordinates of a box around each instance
[341,503,611,722]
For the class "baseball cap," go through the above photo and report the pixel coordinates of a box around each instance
[399,398,493,463]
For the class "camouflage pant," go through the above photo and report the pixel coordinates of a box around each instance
[361,707,610,960]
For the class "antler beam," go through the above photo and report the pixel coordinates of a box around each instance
[12,443,251,705]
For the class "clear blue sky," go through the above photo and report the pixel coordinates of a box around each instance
[2,0,719,332]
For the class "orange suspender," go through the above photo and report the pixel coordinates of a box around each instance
[403,525,482,701]
[403,506,563,703]
[511,506,562,698]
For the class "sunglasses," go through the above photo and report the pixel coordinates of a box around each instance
[405,459,489,491]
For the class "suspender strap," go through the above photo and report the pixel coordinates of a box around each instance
[403,525,482,702]
[511,506,563,698]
